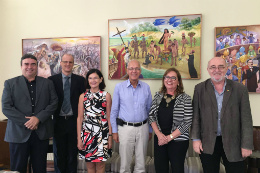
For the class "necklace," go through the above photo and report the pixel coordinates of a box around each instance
[164,93,175,107]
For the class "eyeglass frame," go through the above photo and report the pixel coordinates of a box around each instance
[208,65,226,71]
[62,61,74,64]
[127,67,141,71]
[164,76,177,81]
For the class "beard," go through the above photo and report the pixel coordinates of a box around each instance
[211,75,225,83]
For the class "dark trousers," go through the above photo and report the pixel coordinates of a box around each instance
[200,136,245,173]
[54,117,78,173]
[154,135,189,173]
[9,131,49,173]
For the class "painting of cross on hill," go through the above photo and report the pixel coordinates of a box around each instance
[22,36,101,78]
[214,25,260,93]
[108,14,202,79]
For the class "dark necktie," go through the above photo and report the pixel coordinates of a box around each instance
[62,76,71,114]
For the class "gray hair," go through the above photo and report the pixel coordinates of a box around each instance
[207,57,227,68]
[61,53,74,62]
[128,59,141,68]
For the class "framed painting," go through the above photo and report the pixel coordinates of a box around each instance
[108,14,202,79]
[214,25,260,93]
[22,36,101,78]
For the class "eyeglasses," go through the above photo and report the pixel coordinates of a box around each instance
[208,66,226,71]
[128,68,140,71]
[62,61,73,64]
[164,76,177,81]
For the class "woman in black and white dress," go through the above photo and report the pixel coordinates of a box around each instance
[77,69,112,173]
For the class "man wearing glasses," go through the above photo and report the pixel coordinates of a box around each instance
[48,54,85,173]
[191,57,253,173]
[110,60,152,173]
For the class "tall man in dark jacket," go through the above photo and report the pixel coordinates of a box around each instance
[2,54,58,173]
[191,57,253,173]
[48,54,86,173]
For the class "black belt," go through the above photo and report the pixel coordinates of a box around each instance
[123,119,147,127]
[59,115,73,120]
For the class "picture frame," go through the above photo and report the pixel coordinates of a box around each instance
[22,36,101,78]
[214,25,260,93]
[108,14,202,79]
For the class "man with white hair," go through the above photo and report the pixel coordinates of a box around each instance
[111,60,152,173]
[190,57,253,173]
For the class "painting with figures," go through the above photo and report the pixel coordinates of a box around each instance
[22,36,101,78]
[215,25,260,93]
[108,14,202,79]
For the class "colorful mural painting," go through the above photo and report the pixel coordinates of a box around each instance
[108,14,202,79]
[22,36,101,78]
[215,25,260,93]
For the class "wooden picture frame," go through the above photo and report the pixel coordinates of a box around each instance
[108,14,202,79]
[214,25,260,93]
[22,36,101,78]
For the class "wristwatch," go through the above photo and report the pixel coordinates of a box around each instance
[170,134,173,139]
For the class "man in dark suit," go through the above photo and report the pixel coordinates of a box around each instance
[2,54,58,173]
[48,54,85,173]
[243,59,259,92]
[190,57,253,173]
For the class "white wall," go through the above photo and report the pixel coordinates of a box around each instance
[0,0,259,125]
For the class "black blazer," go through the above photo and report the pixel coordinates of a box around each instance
[48,73,86,127]
[2,76,58,143]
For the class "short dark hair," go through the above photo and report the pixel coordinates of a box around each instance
[85,69,106,90]
[21,54,37,66]
[247,59,253,63]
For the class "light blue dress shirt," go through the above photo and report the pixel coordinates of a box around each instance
[110,79,153,133]
[212,80,226,136]
[193,80,226,141]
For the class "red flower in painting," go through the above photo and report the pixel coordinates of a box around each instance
[84,97,87,101]
[99,91,103,93]
[101,111,105,115]
[102,102,107,107]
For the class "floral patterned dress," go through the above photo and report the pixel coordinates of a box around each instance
[79,90,112,162]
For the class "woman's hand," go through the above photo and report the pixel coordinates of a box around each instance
[157,132,168,146]
[108,136,113,149]
[77,139,84,150]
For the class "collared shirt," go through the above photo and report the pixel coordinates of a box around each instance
[24,76,36,115]
[211,80,226,136]
[59,73,73,116]
[193,79,226,141]
[110,79,152,133]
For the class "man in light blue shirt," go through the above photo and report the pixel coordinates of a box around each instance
[111,60,152,173]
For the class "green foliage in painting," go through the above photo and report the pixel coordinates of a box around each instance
[180,17,201,31]
[130,22,160,34]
